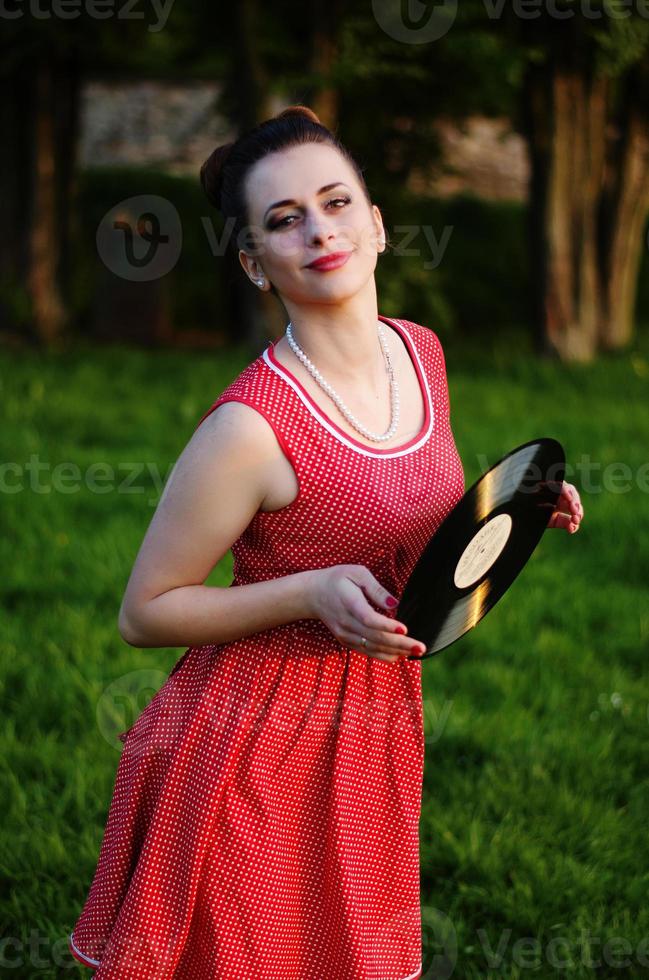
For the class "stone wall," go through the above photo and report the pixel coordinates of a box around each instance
[79,80,528,201]
[79,80,234,174]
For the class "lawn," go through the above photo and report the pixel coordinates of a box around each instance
[1,324,648,978]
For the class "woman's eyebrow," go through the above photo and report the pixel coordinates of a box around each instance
[264,182,350,221]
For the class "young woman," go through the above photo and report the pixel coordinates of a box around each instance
[68,105,583,979]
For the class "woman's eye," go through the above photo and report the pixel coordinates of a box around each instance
[272,214,298,229]
[271,196,351,230]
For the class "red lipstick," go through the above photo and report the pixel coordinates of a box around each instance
[306,251,353,271]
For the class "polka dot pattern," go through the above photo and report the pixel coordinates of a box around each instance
[68,315,465,978]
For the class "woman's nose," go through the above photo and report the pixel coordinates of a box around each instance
[303,212,334,245]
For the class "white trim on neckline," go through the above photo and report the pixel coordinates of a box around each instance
[261,318,434,459]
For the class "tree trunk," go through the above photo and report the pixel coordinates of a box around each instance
[541,69,606,361]
[523,61,649,361]
[599,77,649,350]
[1,50,81,345]
[28,59,67,345]
[0,66,34,335]
[521,61,551,358]
[54,50,82,320]
[307,0,342,129]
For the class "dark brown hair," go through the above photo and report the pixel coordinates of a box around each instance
[200,105,375,295]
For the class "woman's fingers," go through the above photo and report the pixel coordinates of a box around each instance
[342,607,427,660]
[565,483,583,530]
[551,482,583,532]
[347,624,426,658]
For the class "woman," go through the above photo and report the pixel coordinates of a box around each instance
[68,105,584,979]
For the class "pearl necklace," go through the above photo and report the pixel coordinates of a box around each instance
[285,320,400,442]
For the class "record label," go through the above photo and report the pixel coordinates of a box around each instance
[453,513,513,589]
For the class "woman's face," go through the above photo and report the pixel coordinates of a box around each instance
[239,141,385,305]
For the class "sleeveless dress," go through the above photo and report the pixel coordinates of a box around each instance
[68,314,465,979]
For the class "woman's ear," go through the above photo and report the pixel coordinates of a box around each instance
[238,250,269,290]
[372,205,386,252]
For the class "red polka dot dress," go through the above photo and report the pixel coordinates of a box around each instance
[68,314,465,979]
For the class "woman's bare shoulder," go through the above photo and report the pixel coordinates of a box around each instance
[193,398,281,453]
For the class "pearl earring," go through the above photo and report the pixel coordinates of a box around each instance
[256,278,265,287]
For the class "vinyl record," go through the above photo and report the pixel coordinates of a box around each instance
[400,437,566,659]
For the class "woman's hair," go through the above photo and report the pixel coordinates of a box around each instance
[200,105,376,295]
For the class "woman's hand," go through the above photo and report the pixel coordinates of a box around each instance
[548,481,584,533]
[308,564,427,664]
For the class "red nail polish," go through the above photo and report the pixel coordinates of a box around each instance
[386,596,398,608]
[411,645,424,655]
[394,626,407,635]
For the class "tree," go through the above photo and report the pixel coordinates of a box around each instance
[512,6,649,359]
[0,12,178,347]
[293,0,649,360]
[0,33,81,345]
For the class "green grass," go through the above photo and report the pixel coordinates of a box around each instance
[1,328,648,978]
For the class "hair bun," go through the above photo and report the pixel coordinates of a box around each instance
[276,104,322,126]
[200,142,235,210]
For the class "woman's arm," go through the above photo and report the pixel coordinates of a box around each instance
[120,571,317,649]
[118,402,316,649]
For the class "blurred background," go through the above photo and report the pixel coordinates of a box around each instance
[2,0,649,357]
[1,2,649,977]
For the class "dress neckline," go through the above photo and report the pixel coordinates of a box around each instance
[263,314,434,458]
